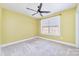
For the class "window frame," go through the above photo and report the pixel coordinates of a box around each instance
[40,16,61,36]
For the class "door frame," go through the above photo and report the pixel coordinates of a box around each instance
[76,5,79,48]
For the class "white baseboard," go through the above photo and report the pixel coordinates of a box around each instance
[38,36,76,47]
[1,36,38,47]
[1,36,76,48]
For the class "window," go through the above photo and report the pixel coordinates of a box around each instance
[41,16,61,36]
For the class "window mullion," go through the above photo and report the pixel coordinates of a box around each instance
[48,20,50,34]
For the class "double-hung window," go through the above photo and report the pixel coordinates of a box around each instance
[41,16,61,36]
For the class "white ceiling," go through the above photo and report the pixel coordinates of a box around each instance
[0,3,76,18]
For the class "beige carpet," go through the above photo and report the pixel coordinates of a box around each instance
[1,38,79,56]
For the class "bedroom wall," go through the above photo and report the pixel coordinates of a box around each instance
[39,8,76,45]
[0,7,2,45]
[1,8,38,44]
[0,6,76,45]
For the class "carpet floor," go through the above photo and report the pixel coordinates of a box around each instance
[1,38,79,56]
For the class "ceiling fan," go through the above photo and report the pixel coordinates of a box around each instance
[26,3,50,16]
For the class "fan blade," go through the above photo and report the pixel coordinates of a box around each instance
[26,8,37,12]
[38,3,42,11]
[40,11,50,13]
[39,3,42,9]
[32,12,38,16]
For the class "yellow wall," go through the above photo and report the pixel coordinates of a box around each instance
[1,8,38,44]
[39,8,76,44]
[0,6,76,45]
[0,7,2,44]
